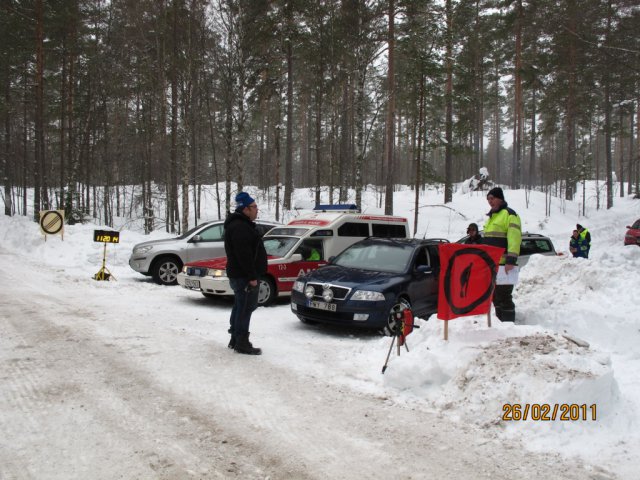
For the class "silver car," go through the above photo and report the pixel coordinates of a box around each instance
[129,220,279,285]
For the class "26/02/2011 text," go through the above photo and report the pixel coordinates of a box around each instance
[502,403,597,421]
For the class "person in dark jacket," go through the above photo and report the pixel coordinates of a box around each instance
[483,187,522,323]
[464,223,482,244]
[224,192,268,355]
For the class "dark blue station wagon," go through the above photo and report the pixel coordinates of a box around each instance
[290,238,446,333]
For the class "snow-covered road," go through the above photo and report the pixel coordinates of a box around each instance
[0,246,614,480]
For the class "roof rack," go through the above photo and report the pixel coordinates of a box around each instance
[313,203,360,213]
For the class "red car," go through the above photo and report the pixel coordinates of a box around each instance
[625,219,640,246]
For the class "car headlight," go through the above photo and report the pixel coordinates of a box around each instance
[293,280,305,292]
[133,245,153,255]
[182,266,188,273]
[351,290,385,301]
[322,287,334,302]
[304,285,315,299]
[207,269,226,277]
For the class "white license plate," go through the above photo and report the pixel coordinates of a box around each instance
[185,279,200,289]
[308,300,336,312]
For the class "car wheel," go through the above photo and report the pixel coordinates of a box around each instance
[257,276,277,306]
[152,256,182,285]
[384,298,411,336]
[299,317,318,325]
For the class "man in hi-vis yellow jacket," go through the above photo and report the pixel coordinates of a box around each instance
[482,187,522,322]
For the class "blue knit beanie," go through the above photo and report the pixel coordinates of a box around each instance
[235,191,255,210]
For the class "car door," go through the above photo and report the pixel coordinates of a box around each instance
[290,239,327,279]
[186,223,226,262]
[407,246,439,315]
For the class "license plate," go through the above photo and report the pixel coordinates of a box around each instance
[308,300,336,312]
[185,279,200,289]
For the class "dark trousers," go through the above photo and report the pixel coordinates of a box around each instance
[493,284,515,322]
[229,277,259,337]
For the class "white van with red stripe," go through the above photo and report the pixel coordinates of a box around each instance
[177,205,409,306]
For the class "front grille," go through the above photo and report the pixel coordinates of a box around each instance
[186,266,208,277]
[305,282,351,300]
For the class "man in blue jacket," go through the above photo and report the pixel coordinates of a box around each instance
[224,192,268,355]
[576,224,591,258]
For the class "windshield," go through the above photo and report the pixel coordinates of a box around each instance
[176,223,212,240]
[263,236,300,257]
[268,227,310,236]
[334,242,413,273]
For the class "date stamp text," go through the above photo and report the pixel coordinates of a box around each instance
[502,403,597,421]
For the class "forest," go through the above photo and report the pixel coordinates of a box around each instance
[1,0,639,233]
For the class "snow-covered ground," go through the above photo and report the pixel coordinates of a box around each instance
[1,182,638,479]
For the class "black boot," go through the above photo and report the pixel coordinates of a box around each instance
[234,333,262,355]
[228,336,236,349]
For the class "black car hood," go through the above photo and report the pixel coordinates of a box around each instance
[303,264,401,288]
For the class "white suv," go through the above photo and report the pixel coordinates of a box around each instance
[129,220,279,285]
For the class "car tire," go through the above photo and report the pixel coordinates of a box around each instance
[151,256,182,286]
[299,317,318,325]
[257,276,277,306]
[384,298,411,336]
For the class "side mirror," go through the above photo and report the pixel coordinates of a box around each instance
[328,256,336,264]
[626,226,631,229]
[415,265,432,275]
[290,253,302,262]
[191,234,202,243]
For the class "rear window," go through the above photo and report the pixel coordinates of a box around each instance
[520,239,553,255]
[372,223,407,238]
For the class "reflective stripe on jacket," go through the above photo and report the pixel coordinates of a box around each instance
[483,203,522,265]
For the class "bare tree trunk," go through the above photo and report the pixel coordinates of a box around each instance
[444,0,453,203]
[354,68,365,208]
[3,64,11,216]
[636,98,640,194]
[604,0,613,209]
[513,0,523,189]
[283,6,294,210]
[315,75,323,206]
[300,92,309,187]
[494,60,501,183]
[384,0,395,214]
[414,73,425,236]
[619,109,625,198]
[529,87,537,187]
[565,0,577,199]
[274,95,281,221]
[34,0,46,220]
[629,103,634,196]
